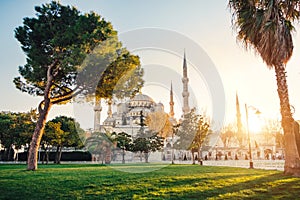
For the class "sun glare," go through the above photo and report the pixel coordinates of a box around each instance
[248,115,263,134]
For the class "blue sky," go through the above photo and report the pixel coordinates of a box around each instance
[1,0,300,130]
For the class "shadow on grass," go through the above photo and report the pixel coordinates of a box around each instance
[162,170,300,199]
[1,164,300,199]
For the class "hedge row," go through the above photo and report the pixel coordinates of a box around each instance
[15,151,92,162]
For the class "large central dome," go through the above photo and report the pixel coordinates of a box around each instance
[128,93,155,108]
[131,93,154,102]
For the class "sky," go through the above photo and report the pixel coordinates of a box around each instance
[1,0,300,130]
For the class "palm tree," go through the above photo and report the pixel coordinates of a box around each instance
[229,0,300,176]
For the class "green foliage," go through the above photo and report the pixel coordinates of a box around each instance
[13,2,143,168]
[0,164,300,199]
[174,108,210,152]
[43,116,84,164]
[131,132,164,162]
[0,111,36,147]
[228,0,300,67]
[44,116,84,149]
[84,131,115,164]
[95,50,144,100]
[14,1,143,104]
[112,132,133,151]
[14,1,118,101]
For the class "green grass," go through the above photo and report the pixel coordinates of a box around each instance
[0,163,300,199]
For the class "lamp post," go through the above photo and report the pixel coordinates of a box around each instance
[215,145,218,160]
[171,131,174,164]
[245,104,261,169]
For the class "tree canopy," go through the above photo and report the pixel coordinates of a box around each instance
[0,111,36,161]
[229,0,300,176]
[14,1,143,170]
[174,108,210,163]
[44,116,84,163]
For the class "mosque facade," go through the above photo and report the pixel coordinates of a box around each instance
[94,52,191,137]
[90,52,191,162]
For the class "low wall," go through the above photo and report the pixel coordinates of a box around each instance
[203,160,284,171]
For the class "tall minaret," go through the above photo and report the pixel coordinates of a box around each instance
[182,51,190,115]
[169,82,175,118]
[236,92,243,140]
[107,99,113,118]
[94,97,102,131]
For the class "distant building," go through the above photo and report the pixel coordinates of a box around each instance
[100,93,165,135]
[94,51,191,137]
[203,93,284,161]
[90,51,194,162]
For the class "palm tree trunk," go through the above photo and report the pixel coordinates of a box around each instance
[274,64,300,176]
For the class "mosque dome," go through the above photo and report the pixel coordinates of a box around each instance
[131,93,154,102]
[128,93,155,108]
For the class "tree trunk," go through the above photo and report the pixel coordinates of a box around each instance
[27,100,51,170]
[42,145,49,165]
[191,151,195,165]
[198,147,203,165]
[15,149,19,162]
[27,62,55,170]
[26,145,30,164]
[144,152,149,163]
[122,148,125,164]
[58,145,63,164]
[54,146,59,164]
[46,145,49,165]
[274,64,300,176]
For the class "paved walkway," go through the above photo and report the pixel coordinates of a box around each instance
[0,160,285,171]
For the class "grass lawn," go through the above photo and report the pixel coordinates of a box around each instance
[0,163,300,199]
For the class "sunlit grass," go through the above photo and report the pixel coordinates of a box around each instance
[0,164,299,199]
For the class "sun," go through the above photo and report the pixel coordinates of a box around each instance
[248,115,263,134]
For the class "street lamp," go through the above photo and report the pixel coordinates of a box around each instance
[215,145,218,160]
[245,104,261,169]
[171,125,176,164]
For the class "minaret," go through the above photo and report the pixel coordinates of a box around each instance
[169,82,175,118]
[94,97,102,131]
[107,99,113,118]
[236,92,243,141]
[182,51,190,115]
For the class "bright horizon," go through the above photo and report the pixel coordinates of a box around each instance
[1,0,300,131]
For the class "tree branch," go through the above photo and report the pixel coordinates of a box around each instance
[38,100,45,113]
[53,83,72,94]
[51,87,83,104]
